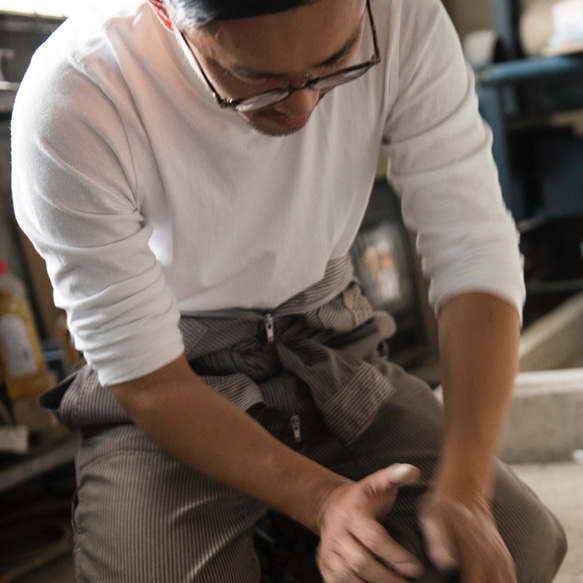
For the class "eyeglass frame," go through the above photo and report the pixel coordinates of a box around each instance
[178,0,381,112]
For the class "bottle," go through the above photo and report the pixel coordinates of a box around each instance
[0,260,51,401]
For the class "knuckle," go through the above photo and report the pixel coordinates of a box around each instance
[358,530,383,554]
[317,547,354,583]
[348,553,368,574]
[316,547,323,569]
[335,564,353,582]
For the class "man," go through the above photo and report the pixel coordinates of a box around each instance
[11,0,566,581]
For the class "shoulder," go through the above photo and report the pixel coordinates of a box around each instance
[13,1,153,134]
[372,0,450,22]
[372,0,455,49]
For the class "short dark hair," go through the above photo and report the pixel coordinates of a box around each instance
[164,0,320,29]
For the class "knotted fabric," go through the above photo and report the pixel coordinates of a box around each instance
[42,256,398,445]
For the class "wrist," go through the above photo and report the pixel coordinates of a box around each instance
[432,454,497,503]
[435,424,503,497]
[311,475,352,535]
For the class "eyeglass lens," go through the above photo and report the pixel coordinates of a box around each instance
[233,65,373,112]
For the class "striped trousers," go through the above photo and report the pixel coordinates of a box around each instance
[46,257,567,582]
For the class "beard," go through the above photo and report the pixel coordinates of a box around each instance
[239,91,328,137]
[241,110,311,137]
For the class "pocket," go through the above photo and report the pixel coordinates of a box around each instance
[317,361,396,446]
[38,371,79,414]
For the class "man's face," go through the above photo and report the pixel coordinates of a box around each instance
[182,0,366,136]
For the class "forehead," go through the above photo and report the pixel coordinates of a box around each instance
[189,0,365,73]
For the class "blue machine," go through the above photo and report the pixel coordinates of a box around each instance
[477,51,583,221]
[474,0,583,323]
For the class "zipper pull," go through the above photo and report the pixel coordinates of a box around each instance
[264,312,275,343]
[290,414,301,443]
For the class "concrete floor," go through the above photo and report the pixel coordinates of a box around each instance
[512,461,583,583]
[12,461,583,583]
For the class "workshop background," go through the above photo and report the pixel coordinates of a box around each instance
[0,0,582,581]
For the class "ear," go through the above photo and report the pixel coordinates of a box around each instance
[148,0,173,30]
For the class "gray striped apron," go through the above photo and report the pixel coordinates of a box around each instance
[43,255,397,446]
[40,256,567,583]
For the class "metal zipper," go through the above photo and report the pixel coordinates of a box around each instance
[290,414,301,443]
[264,312,275,343]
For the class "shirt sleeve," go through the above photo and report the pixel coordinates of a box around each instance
[11,42,184,386]
[382,0,525,320]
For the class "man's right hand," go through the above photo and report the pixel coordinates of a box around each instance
[111,358,423,582]
[316,464,423,583]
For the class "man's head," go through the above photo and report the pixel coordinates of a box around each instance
[151,0,376,136]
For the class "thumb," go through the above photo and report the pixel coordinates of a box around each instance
[385,463,421,487]
[365,463,420,499]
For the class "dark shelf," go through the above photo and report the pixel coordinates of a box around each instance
[0,429,78,494]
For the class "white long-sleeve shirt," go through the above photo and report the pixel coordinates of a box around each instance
[11,0,525,386]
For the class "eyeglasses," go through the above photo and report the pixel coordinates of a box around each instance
[179,0,380,113]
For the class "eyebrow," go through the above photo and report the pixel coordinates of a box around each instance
[225,22,364,81]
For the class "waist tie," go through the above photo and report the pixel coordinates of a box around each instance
[41,256,398,445]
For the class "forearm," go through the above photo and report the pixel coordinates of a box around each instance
[434,292,520,500]
[109,355,348,532]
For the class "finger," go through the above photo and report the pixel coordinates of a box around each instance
[457,538,490,583]
[436,510,515,583]
[418,512,458,571]
[318,550,368,583]
[341,535,411,583]
[418,494,518,583]
[457,531,517,583]
[499,552,518,583]
[459,557,515,583]
[352,517,423,579]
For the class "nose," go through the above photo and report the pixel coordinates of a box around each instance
[273,87,320,118]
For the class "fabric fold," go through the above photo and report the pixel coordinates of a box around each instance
[41,256,399,445]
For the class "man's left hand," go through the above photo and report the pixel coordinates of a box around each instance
[418,491,517,583]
